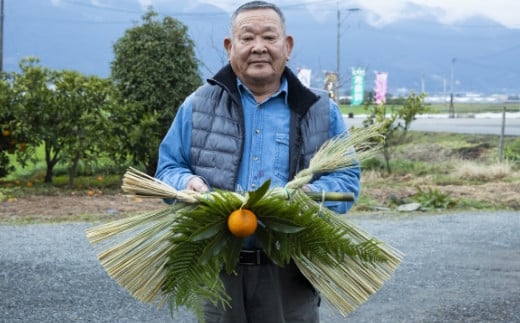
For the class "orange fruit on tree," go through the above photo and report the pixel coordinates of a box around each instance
[227,208,258,238]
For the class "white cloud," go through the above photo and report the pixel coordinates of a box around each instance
[350,0,520,29]
[137,0,152,8]
[191,0,520,29]
[50,0,520,29]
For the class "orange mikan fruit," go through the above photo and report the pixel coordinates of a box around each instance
[227,208,258,238]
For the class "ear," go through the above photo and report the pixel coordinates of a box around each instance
[224,37,232,56]
[285,35,294,58]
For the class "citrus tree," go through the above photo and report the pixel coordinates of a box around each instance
[111,8,201,175]
[52,70,119,186]
[10,57,57,182]
[10,58,120,184]
[0,72,17,177]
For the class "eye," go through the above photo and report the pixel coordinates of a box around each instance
[240,33,254,42]
[264,34,277,41]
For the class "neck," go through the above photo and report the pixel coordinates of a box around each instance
[245,80,281,103]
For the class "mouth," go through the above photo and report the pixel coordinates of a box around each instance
[249,60,270,65]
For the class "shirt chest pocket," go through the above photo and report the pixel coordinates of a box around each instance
[273,132,290,183]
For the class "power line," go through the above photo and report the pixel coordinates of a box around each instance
[16,0,520,32]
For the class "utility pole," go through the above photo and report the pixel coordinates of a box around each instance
[335,0,340,103]
[0,0,4,72]
[335,1,359,104]
[449,57,456,118]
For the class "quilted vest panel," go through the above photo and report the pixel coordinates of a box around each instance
[191,84,330,191]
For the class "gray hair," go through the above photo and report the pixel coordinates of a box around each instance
[229,1,286,36]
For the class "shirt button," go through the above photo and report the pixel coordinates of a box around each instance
[255,129,260,134]
[251,184,257,188]
[253,156,259,161]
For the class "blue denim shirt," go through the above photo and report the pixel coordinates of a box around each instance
[156,77,361,248]
[235,78,291,192]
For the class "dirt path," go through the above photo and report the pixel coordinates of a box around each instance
[0,193,166,222]
[1,181,518,223]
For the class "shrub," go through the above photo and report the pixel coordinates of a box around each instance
[412,186,457,210]
[504,138,520,163]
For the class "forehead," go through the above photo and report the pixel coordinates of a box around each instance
[232,8,284,33]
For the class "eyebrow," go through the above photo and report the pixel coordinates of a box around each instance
[239,25,278,33]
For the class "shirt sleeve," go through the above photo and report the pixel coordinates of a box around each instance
[154,95,197,191]
[305,99,362,214]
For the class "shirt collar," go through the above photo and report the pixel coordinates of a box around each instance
[237,77,289,105]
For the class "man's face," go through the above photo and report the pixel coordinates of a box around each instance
[225,8,293,87]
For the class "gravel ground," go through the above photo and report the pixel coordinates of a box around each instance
[1,211,519,323]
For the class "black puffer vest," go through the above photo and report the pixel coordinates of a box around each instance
[190,64,330,191]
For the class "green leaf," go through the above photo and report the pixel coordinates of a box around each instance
[255,224,273,253]
[261,218,306,233]
[223,237,243,274]
[199,232,228,265]
[189,221,226,242]
[245,179,271,207]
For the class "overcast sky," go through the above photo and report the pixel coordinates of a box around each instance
[44,0,520,30]
[126,0,520,29]
[13,0,519,92]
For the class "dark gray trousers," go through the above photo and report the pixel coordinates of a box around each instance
[203,261,320,323]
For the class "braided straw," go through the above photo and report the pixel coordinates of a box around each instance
[86,123,399,318]
[286,124,383,191]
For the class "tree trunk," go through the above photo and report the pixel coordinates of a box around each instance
[68,154,81,188]
[44,163,53,183]
[145,156,158,177]
[44,142,60,183]
[383,145,392,174]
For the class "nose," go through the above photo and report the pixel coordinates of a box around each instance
[251,37,267,54]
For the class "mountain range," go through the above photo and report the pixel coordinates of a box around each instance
[5,1,520,96]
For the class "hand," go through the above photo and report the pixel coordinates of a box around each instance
[187,176,209,193]
[302,185,311,192]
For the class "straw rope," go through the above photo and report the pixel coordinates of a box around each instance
[290,189,403,315]
[85,125,403,317]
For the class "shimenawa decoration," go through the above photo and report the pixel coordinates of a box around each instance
[86,125,403,321]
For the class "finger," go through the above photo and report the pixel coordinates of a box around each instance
[193,183,209,193]
[187,177,209,192]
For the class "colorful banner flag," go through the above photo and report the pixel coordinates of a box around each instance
[297,68,312,88]
[374,71,388,105]
[324,72,338,100]
[350,68,365,106]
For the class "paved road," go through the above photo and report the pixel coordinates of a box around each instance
[344,113,520,135]
[1,211,519,322]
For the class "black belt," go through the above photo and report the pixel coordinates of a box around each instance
[239,250,272,265]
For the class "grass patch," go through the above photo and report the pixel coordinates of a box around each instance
[353,131,520,213]
[451,161,513,181]
[1,130,519,221]
[339,102,520,115]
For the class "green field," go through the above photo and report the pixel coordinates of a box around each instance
[340,102,520,116]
